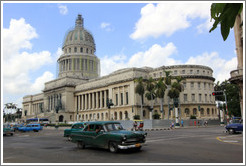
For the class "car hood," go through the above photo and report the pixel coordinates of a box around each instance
[109,130,145,138]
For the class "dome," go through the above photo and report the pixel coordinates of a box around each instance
[63,14,96,51]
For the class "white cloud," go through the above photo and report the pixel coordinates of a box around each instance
[101,43,236,83]
[101,42,180,76]
[58,4,68,15]
[30,71,54,93]
[3,18,38,59]
[100,22,113,32]
[185,52,237,82]
[3,18,53,98]
[130,3,212,40]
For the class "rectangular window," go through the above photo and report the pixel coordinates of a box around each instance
[183,82,186,88]
[192,94,195,102]
[184,94,187,102]
[199,94,202,102]
[126,92,129,105]
[191,82,194,89]
[190,70,193,74]
[121,93,123,105]
[204,83,206,89]
[115,94,118,106]
[182,70,185,74]
[198,82,201,89]
[205,94,207,102]
[174,70,177,75]
[197,70,199,74]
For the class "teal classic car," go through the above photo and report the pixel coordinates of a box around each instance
[64,122,87,140]
[3,124,14,136]
[70,121,147,153]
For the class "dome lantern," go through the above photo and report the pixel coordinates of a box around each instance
[75,14,84,28]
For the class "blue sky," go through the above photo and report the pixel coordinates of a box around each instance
[2,2,240,110]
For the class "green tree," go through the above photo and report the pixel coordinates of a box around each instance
[164,70,172,120]
[155,77,167,119]
[209,3,243,41]
[135,77,145,120]
[214,80,241,117]
[145,77,156,120]
[168,76,185,126]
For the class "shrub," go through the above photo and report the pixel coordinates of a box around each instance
[153,113,161,119]
[190,115,196,119]
[133,115,140,120]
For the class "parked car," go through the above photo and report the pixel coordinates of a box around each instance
[3,124,14,136]
[12,124,24,132]
[70,121,147,153]
[225,117,243,134]
[64,122,88,141]
[18,123,43,132]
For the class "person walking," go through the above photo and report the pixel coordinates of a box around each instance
[181,120,184,127]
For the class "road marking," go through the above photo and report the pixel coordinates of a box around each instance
[216,136,240,145]
[223,140,238,143]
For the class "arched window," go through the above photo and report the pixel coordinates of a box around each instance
[207,108,210,115]
[80,47,83,53]
[74,47,77,53]
[114,112,117,120]
[69,48,71,53]
[101,113,104,120]
[185,108,190,115]
[200,108,204,115]
[120,112,123,120]
[193,108,197,115]
[212,108,214,115]
[124,111,128,119]
[86,48,89,53]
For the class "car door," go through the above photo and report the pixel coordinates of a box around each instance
[82,124,96,145]
[93,125,108,148]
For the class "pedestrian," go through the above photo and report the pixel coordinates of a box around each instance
[194,120,196,126]
[133,121,138,131]
[198,121,200,127]
[181,120,184,127]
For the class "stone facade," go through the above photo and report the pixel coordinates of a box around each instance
[22,15,218,123]
[229,11,243,118]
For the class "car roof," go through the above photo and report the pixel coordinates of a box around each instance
[86,121,120,125]
[72,122,87,125]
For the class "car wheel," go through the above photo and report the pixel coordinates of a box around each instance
[10,133,13,136]
[77,141,85,149]
[229,129,234,134]
[135,146,142,151]
[68,136,72,141]
[109,142,118,153]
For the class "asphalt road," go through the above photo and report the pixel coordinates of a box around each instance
[3,126,243,164]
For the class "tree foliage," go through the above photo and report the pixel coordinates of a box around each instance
[214,80,241,117]
[209,3,243,41]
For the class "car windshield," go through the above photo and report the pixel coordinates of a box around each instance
[105,123,124,131]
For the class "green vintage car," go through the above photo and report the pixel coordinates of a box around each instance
[3,124,14,136]
[64,122,87,140]
[70,121,147,153]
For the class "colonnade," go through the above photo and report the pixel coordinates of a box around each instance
[75,90,109,111]
[48,94,62,111]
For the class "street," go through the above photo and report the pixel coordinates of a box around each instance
[3,126,243,163]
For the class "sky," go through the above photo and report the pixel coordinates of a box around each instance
[2,1,240,111]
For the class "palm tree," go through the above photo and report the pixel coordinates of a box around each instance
[164,70,172,120]
[145,77,156,120]
[168,76,185,126]
[155,77,167,119]
[135,77,145,120]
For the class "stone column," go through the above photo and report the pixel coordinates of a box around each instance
[92,92,95,109]
[100,91,103,109]
[78,95,81,111]
[96,92,99,109]
[88,93,91,109]
[83,94,85,110]
[104,90,107,108]
[85,94,88,110]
